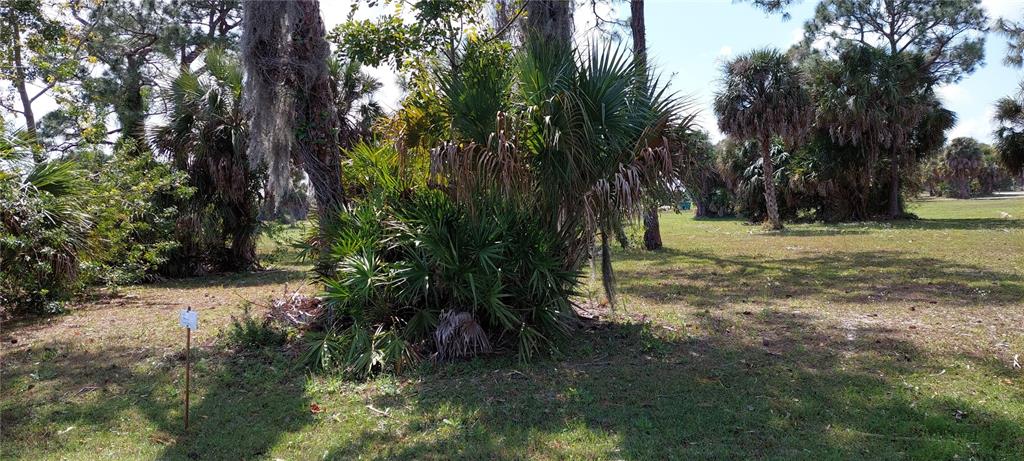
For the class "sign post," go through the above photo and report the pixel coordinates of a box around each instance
[179,307,198,431]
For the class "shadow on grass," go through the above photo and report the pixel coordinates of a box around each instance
[890,218,1024,231]
[615,249,1024,308]
[0,341,310,460]
[324,311,1024,459]
[3,310,1021,459]
[672,216,1022,234]
[155,268,309,290]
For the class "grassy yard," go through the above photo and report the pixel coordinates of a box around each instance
[2,197,1022,460]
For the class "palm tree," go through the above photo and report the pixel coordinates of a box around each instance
[431,38,691,306]
[713,49,811,230]
[943,137,983,199]
[329,58,384,147]
[994,82,1024,176]
[153,48,261,271]
[806,45,937,219]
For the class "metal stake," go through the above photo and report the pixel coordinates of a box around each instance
[184,307,191,432]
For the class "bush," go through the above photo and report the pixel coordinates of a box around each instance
[83,142,193,285]
[305,189,582,377]
[1,158,91,317]
[225,303,288,351]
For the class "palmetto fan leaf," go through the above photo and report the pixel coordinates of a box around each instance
[713,48,811,229]
[429,38,691,305]
[151,48,261,272]
[714,48,812,145]
[994,82,1024,174]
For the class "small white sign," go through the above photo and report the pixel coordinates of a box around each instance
[179,310,198,330]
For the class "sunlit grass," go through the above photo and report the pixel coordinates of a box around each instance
[2,197,1022,459]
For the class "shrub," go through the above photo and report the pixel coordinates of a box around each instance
[1,157,91,317]
[305,189,581,377]
[83,142,192,285]
[225,303,287,351]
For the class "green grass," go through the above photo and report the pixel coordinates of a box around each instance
[2,197,1023,460]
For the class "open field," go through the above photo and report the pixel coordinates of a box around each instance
[2,197,1023,460]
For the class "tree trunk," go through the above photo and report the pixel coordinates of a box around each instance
[761,140,783,230]
[630,0,646,70]
[599,230,616,309]
[10,20,41,162]
[642,207,662,250]
[289,0,346,220]
[954,176,971,199]
[116,55,147,148]
[613,220,630,249]
[887,154,902,218]
[694,199,707,218]
[525,0,572,44]
[229,223,259,271]
[630,0,663,249]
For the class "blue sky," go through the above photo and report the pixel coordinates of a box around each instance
[633,0,1024,143]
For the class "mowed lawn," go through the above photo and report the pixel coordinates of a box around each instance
[2,198,1022,460]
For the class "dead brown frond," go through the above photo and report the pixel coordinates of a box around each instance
[267,287,324,330]
[434,310,492,362]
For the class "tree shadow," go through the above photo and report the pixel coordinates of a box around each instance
[155,267,309,290]
[888,218,1024,231]
[323,311,1024,459]
[615,249,1024,309]
[774,227,872,236]
[0,339,311,460]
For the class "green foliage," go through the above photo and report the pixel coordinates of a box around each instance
[329,0,487,68]
[83,141,192,285]
[716,139,798,221]
[714,48,810,228]
[436,39,514,144]
[714,48,812,146]
[153,48,263,273]
[0,154,90,316]
[343,142,426,201]
[944,137,984,198]
[802,0,988,84]
[225,304,287,351]
[308,188,581,378]
[995,15,1024,68]
[330,15,419,68]
[428,36,689,304]
[672,130,731,218]
[994,83,1024,175]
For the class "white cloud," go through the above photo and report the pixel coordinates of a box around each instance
[949,107,997,142]
[981,0,1022,20]
[789,27,805,46]
[718,45,734,57]
[936,84,968,105]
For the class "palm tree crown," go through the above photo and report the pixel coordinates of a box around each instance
[994,82,1024,175]
[713,48,811,229]
[713,48,812,146]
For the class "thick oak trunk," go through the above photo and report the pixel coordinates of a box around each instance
[289,0,346,219]
[525,0,572,44]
